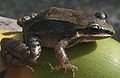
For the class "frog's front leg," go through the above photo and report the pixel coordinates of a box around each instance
[54,39,78,78]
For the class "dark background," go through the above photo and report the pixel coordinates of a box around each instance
[0,0,120,40]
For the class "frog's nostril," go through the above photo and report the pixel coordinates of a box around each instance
[95,11,107,19]
[104,30,115,35]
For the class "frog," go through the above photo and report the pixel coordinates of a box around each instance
[0,7,115,78]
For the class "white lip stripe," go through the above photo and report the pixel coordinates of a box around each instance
[83,34,111,37]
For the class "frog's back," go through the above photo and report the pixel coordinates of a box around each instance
[17,7,91,28]
[39,7,90,24]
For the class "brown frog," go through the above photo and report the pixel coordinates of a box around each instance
[0,7,115,77]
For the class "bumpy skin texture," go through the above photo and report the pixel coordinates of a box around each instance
[0,7,115,78]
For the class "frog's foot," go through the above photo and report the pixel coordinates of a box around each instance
[41,61,54,71]
[52,64,78,78]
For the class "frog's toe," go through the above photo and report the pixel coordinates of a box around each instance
[53,64,78,78]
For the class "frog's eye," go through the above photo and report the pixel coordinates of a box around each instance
[90,23,100,31]
[95,11,107,19]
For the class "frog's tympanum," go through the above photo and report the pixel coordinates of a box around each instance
[0,7,115,77]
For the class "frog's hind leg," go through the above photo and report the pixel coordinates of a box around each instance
[53,39,78,78]
[22,23,42,63]
[1,37,41,65]
[0,38,32,78]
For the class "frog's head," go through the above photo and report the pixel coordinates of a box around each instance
[73,11,115,41]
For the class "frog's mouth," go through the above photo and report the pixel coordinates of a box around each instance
[80,34,111,41]
[76,28,115,41]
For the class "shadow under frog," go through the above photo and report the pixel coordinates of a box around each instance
[38,41,97,63]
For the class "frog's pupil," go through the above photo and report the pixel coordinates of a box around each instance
[95,12,107,19]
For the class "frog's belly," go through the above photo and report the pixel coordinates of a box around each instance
[40,37,80,48]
